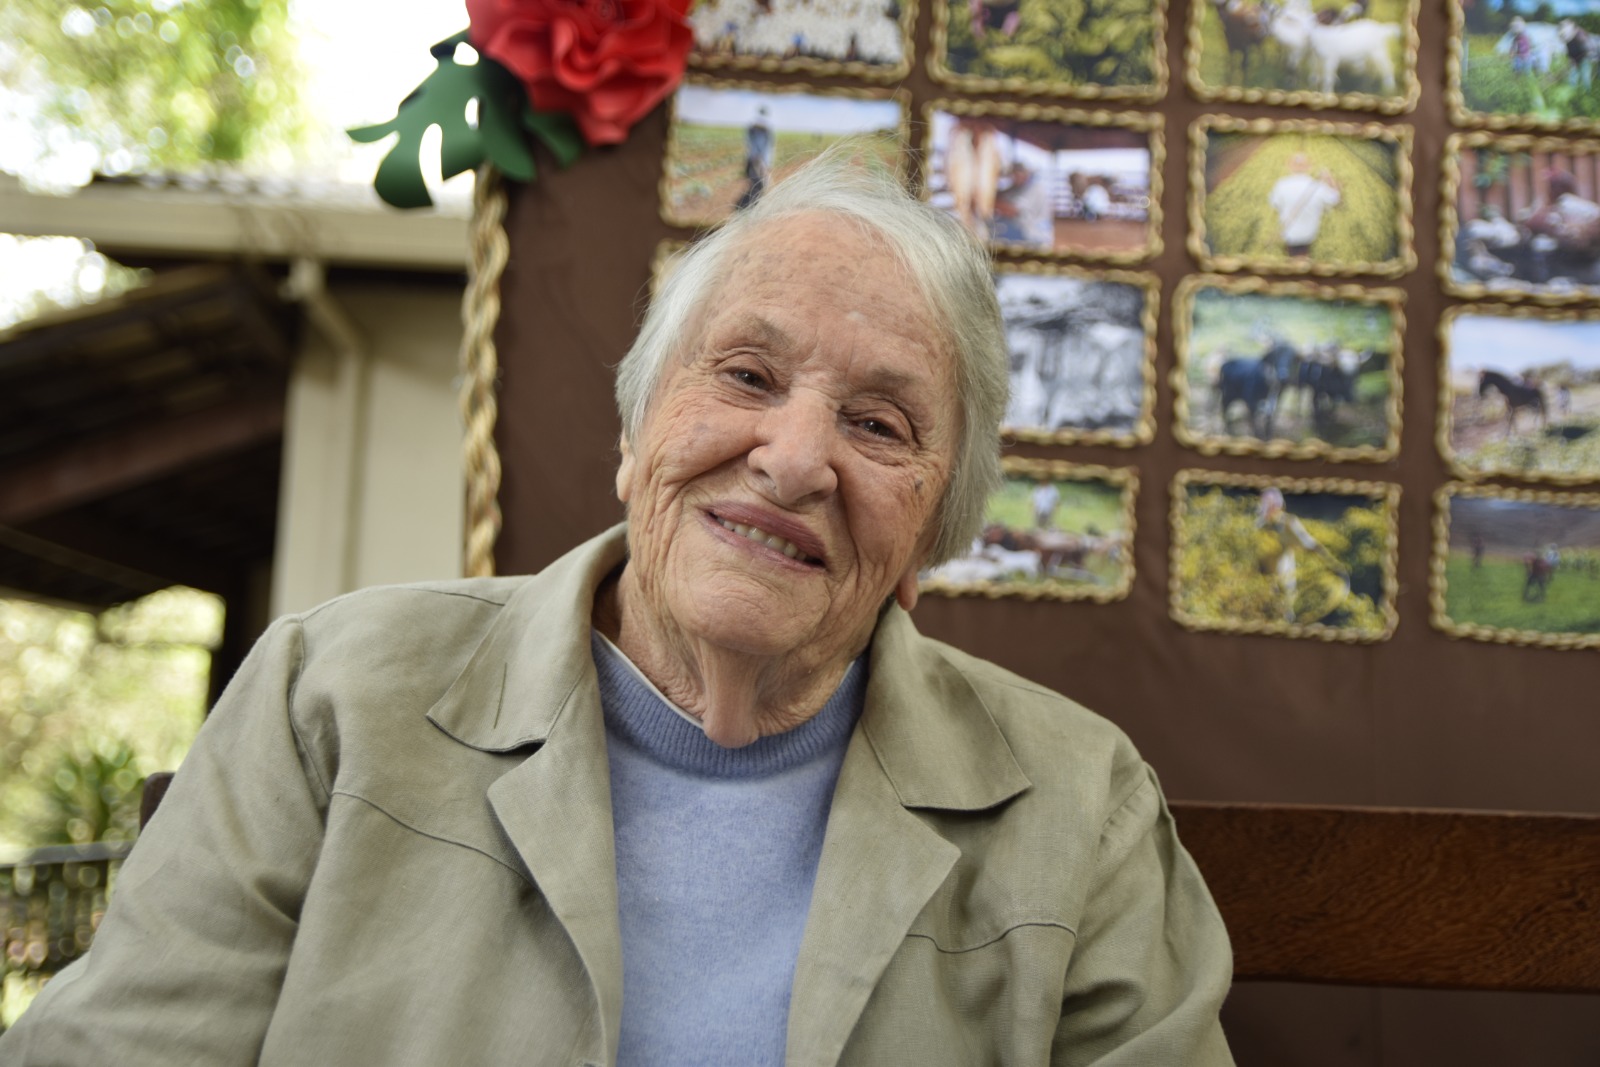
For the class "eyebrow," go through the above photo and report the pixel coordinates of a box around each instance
[717,313,799,356]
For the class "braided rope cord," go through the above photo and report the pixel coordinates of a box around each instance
[460,164,509,578]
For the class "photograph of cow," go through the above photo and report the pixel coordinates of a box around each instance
[1440,306,1600,483]
[1451,0,1600,131]
[1189,0,1416,111]
[1446,134,1600,300]
[995,267,1155,446]
[1175,277,1402,460]
[920,460,1136,603]
[1434,484,1600,649]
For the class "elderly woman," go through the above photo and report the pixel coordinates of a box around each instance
[0,158,1233,1065]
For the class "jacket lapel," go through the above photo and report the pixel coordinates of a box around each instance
[786,607,1032,1067]
[427,526,631,1065]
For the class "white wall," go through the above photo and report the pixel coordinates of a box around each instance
[271,280,465,617]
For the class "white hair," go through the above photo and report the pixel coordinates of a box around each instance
[616,148,1009,566]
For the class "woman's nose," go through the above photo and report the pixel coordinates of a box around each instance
[747,397,839,505]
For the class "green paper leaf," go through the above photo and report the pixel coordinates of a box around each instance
[522,107,583,168]
[347,29,541,209]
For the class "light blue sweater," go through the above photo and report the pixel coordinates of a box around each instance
[591,632,864,1067]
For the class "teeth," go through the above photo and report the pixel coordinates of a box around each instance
[716,517,814,563]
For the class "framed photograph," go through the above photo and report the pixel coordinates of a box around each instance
[1440,131,1600,303]
[920,459,1137,603]
[924,101,1163,264]
[997,264,1158,447]
[1173,275,1404,462]
[660,79,908,229]
[1438,304,1600,485]
[929,0,1166,101]
[1187,0,1420,114]
[689,0,914,81]
[1189,114,1415,277]
[1448,0,1600,134]
[1431,482,1600,650]
[1170,469,1400,642]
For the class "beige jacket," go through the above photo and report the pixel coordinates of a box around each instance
[1,526,1233,1066]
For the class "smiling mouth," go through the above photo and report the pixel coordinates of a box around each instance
[712,514,822,566]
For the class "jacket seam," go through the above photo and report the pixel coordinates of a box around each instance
[329,790,533,881]
[296,584,517,622]
[905,920,1077,955]
[281,617,331,805]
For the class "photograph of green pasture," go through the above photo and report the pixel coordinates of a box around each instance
[1453,0,1600,130]
[1196,123,1409,273]
[1442,309,1600,483]
[1437,489,1600,646]
[1190,0,1413,108]
[921,463,1134,601]
[1178,282,1399,458]
[933,0,1161,97]
[662,83,903,228]
[1172,474,1396,641]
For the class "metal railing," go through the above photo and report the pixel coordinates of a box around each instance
[2,841,135,987]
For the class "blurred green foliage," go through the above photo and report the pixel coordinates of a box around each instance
[940,0,1156,88]
[0,0,306,184]
[0,588,219,853]
[1176,487,1388,634]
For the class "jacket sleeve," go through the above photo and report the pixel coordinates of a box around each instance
[1051,766,1236,1067]
[0,615,329,1066]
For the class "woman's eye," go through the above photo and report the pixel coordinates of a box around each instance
[731,368,768,389]
[860,417,901,440]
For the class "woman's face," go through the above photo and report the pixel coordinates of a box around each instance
[616,214,960,667]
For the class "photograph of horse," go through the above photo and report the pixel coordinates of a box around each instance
[1451,0,1600,131]
[1192,117,1411,274]
[661,81,904,228]
[1171,471,1397,641]
[1176,279,1401,459]
[1446,136,1600,300]
[931,0,1162,98]
[1435,486,1600,648]
[996,267,1155,446]
[920,461,1136,602]
[1440,307,1600,483]
[926,105,1160,261]
[1189,0,1416,110]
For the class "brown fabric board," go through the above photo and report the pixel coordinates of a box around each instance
[489,0,1600,1059]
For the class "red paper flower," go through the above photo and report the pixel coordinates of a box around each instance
[468,0,693,147]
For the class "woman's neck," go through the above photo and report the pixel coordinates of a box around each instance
[593,568,861,748]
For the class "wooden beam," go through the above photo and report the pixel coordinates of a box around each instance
[1171,802,1600,993]
[0,394,284,524]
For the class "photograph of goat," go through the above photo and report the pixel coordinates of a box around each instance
[995,264,1158,447]
[1437,305,1600,485]
[1174,275,1403,462]
[930,0,1166,101]
[1442,131,1600,303]
[1170,469,1399,643]
[1449,0,1600,133]
[924,101,1163,264]
[689,0,914,80]
[1187,0,1419,114]
[920,459,1137,603]
[1431,482,1600,651]
[1190,115,1414,276]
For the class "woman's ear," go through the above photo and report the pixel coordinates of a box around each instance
[615,435,635,504]
[894,565,920,612]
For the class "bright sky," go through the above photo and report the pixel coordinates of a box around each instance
[674,85,900,135]
[1447,314,1600,376]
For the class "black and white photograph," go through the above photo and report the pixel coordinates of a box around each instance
[996,266,1156,446]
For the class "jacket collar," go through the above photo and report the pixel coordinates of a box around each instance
[426,526,629,751]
